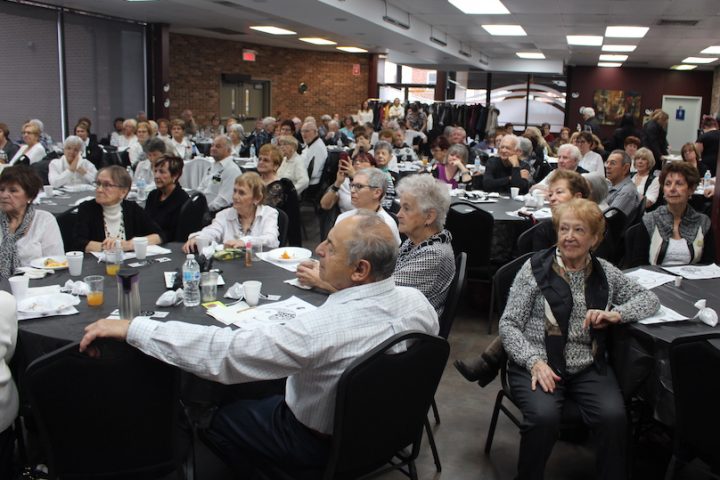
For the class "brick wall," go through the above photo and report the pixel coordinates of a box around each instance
[168,33,370,126]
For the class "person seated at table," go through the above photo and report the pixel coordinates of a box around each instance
[128,121,155,167]
[195,135,241,213]
[299,122,327,190]
[207,114,224,137]
[530,144,588,194]
[227,123,246,157]
[0,291,17,480]
[156,118,170,142]
[584,172,610,211]
[10,122,46,166]
[499,198,660,480]
[169,119,195,160]
[80,212,437,478]
[48,135,97,188]
[0,123,20,163]
[257,144,301,247]
[277,135,308,195]
[108,117,124,146]
[134,137,167,189]
[550,127,571,153]
[680,141,708,177]
[74,121,103,169]
[391,128,419,163]
[144,155,189,243]
[431,143,472,188]
[0,166,63,277]
[575,131,604,176]
[184,172,279,252]
[605,150,640,217]
[74,165,162,252]
[483,134,531,194]
[115,119,139,150]
[322,120,349,147]
[631,147,660,209]
[339,116,355,141]
[428,135,450,169]
[627,162,714,267]
[623,135,642,162]
[320,152,374,215]
[372,141,399,211]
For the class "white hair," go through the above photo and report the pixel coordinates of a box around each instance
[262,116,276,127]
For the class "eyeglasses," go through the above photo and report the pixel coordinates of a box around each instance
[349,183,379,191]
[93,182,122,190]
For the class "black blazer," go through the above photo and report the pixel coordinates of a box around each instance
[74,199,163,251]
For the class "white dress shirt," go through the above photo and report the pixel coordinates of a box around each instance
[196,156,242,212]
[48,156,97,187]
[10,143,46,165]
[0,292,17,434]
[171,138,194,160]
[277,153,309,195]
[0,210,64,266]
[579,151,604,176]
[126,277,438,434]
[191,204,279,249]
[116,135,138,150]
[335,208,401,245]
[301,137,328,186]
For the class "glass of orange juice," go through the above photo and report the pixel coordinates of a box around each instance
[84,275,104,307]
[104,245,122,276]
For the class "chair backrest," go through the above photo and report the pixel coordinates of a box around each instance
[446,202,494,272]
[24,341,184,479]
[438,252,468,339]
[669,333,720,469]
[596,207,627,264]
[325,331,450,479]
[56,207,79,253]
[276,207,289,247]
[516,222,544,256]
[175,192,209,242]
[622,223,646,268]
[493,252,534,315]
[625,199,645,229]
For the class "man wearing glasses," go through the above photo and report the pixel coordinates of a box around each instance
[334,167,401,245]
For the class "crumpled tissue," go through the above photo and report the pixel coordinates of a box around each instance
[693,299,718,327]
[156,288,184,306]
[224,282,244,300]
[61,279,90,296]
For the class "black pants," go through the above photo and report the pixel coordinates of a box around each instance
[0,425,14,480]
[508,363,627,480]
[203,395,330,478]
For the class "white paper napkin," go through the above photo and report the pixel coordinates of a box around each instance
[284,278,312,290]
[156,288,184,306]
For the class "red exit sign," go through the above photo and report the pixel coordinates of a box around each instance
[243,49,256,62]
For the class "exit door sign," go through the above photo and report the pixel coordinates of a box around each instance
[352,64,361,76]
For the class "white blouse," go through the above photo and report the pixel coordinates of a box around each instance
[191,204,280,249]
[0,210,64,266]
[10,143,46,165]
[48,156,97,187]
[633,173,660,205]
[579,151,605,176]
[277,153,309,195]
[171,138,194,160]
[662,238,692,266]
[0,291,18,433]
[128,141,145,167]
[116,135,138,149]
[357,109,374,125]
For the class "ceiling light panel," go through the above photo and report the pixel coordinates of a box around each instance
[567,35,603,46]
[299,37,337,45]
[671,64,697,70]
[700,46,720,54]
[598,62,622,67]
[599,54,628,61]
[482,25,527,36]
[249,26,296,35]
[602,45,636,52]
[336,46,368,53]
[448,0,509,14]
[682,57,717,64]
[605,26,649,38]
[516,52,545,59]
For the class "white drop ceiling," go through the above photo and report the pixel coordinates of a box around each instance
[32,0,720,73]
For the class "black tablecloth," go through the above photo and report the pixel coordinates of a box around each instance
[35,191,95,216]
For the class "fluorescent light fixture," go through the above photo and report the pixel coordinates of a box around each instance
[599,54,628,61]
[482,25,527,36]
[567,35,603,46]
[336,46,368,53]
[382,15,410,30]
[682,56,718,64]
[671,64,697,70]
[598,62,622,67]
[299,37,337,45]
[491,90,511,96]
[605,26,649,38]
[430,36,448,47]
[602,44,636,52]
[516,52,545,59]
[700,46,720,54]
[250,26,296,35]
[448,0,509,14]
[458,49,472,58]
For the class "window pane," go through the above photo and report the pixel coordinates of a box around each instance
[379,85,403,102]
[407,87,435,103]
[0,3,62,142]
[526,75,566,133]
[491,73,530,131]
[401,66,436,85]
[383,60,398,84]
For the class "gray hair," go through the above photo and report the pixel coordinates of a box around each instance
[29,119,45,132]
[447,143,468,163]
[443,126,455,137]
[277,134,298,149]
[144,137,167,154]
[557,143,581,164]
[610,149,633,167]
[373,140,392,155]
[345,210,398,281]
[518,137,533,158]
[321,114,332,122]
[583,107,595,117]
[583,172,609,204]
[502,133,520,150]
[634,147,656,170]
[63,135,83,150]
[328,120,339,129]
[396,174,451,230]
[262,116,276,127]
[302,122,317,133]
[356,167,387,197]
[228,123,245,139]
[214,134,232,150]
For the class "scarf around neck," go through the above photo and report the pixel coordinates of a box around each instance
[0,204,36,278]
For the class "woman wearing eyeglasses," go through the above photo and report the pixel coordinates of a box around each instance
[9,123,46,166]
[74,165,162,252]
[575,131,604,176]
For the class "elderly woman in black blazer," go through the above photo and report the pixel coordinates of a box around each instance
[74,165,162,252]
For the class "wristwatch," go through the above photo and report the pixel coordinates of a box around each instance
[330,185,340,192]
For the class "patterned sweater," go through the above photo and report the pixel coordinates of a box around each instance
[499,256,659,375]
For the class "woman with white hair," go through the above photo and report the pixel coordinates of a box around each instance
[631,147,660,208]
[116,119,139,149]
[228,123,245,157]
[48,135,98,187]
[277,135,309,194]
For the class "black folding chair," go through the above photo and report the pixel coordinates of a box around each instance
[665,333,720,479]
[276,207,289,247]
[175,192,209,242]
[516,221,545,256]
[23,341,192,479]
[487,252,533,335]
[622,223,646,268]
[446,202,494,282]
[56,207,79,253]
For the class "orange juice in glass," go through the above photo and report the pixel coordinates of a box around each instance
[84,275,104,307]
[104,245,122,276]
[105,263,120,276]
[87,291,104,306]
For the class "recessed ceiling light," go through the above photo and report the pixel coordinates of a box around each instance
[482,25,527,36]
[682,56,718,64]
[516,52,545,59]
[599,54,628,62]
[299,37,337,45]
[671,64,697,70]
[336,46,368,53]
[602,45,636,52]
[605,26,649,38]
[567,35,603,46]
[448,0,509,14]
[249,26,296,35]
[598,62,622,68]
[700,46,720,54]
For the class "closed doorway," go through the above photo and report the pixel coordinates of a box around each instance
[220,75,270,133]
[662,95,702,154]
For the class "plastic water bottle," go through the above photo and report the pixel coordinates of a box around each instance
[182,254,201,307]
[703,170,712,189]
[474,156,481,170]
[249,144,256,161]
[126,166,134,183]
[136,176,147,201]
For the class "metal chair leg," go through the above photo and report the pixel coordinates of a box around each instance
[485,390,505,454]
[424,417,442,472]
[431,398,440,424]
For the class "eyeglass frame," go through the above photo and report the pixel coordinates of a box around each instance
[93,181,125,190]
[349,182,380,191]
